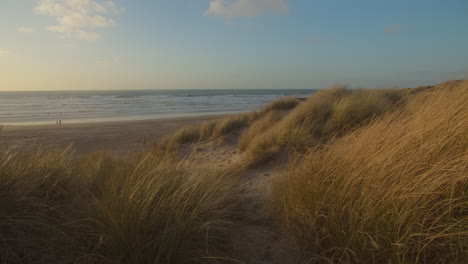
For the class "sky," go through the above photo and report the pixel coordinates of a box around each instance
[0,0,467,91]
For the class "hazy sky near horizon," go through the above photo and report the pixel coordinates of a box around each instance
[1,0,468,91]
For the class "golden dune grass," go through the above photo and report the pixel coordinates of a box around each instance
[163,112,258,149]
[1,81,466,263]
[258,96,300,115]
[0,148,245,263]
[241,86,405,165]
[238,110,289,152]
[271,82,468,263]
[163,97,301,149]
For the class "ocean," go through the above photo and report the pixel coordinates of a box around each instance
[0,89,316,125]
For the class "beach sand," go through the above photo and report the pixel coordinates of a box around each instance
[0,115,226,156]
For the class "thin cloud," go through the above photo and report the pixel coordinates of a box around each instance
[96,57,121,64]
[18,27,34,33]
[306,37,328,44]
[35,0,124,41]
[0,49,11,56]
[206,0,289,20]
[385,24,403,35]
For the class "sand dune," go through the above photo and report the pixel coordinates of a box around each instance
[0,81,466,263]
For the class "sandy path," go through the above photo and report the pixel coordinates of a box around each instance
[186,140,296,263]
[230,159,299,264]
[231,165,282,264]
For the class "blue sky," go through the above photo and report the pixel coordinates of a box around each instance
[0,0,467,90]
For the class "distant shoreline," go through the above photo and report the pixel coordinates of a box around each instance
[2,110,245,127]
[0,89,316,127]
[0,95,308,155]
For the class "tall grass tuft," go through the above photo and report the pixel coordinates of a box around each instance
[272,82,468,263]
[0,148,246,263]
[241,87,405,165]
[163,112,258,149]
[163,96,302,149]
[238,110,289,152]
[0,147,85,263]
[258,96,301,115]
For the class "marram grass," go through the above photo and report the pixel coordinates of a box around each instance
[272,82,468,263]
[1,81,466,263]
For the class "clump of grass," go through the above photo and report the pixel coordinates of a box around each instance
[259,96,301,114]
[163,112,258,149]
[80,152,245,263]
[165,125,202,146]
[211,112,258,138]
[238,110,289,151]
[164,96,302,149]
[323,89,404,135]
[0,147,246,263]
[272,83,468,263]
[242,86,405,165]
[0,147,86,263]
